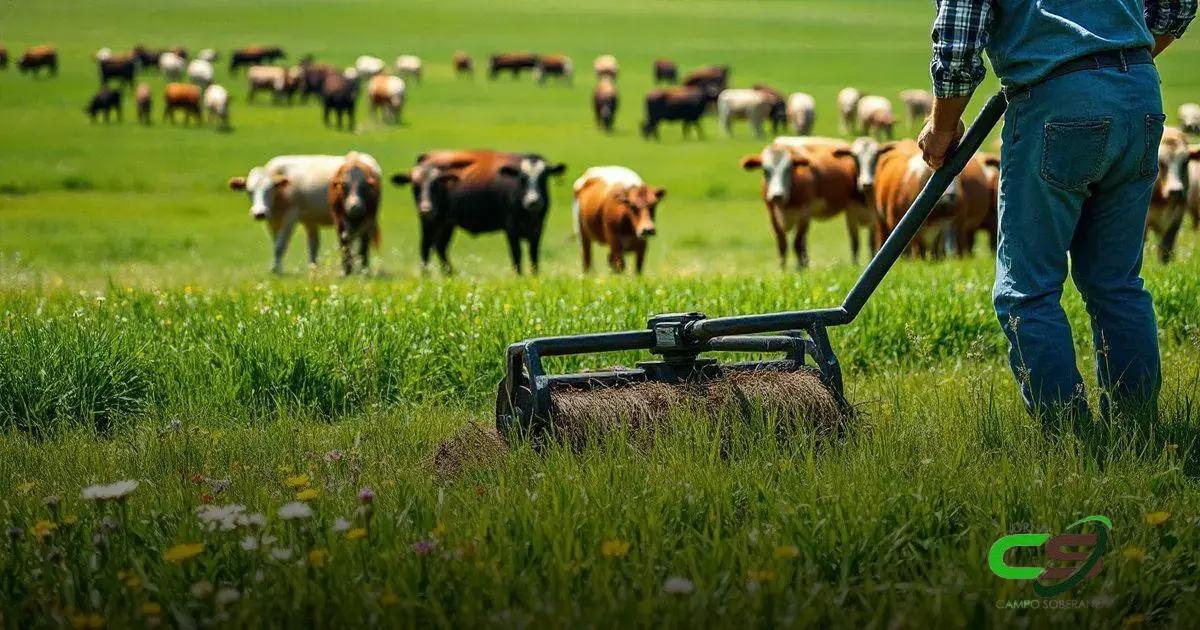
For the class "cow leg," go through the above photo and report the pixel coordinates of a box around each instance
[846,213,861,264]
[608,243,625,273]
[633,240,647,274]
[581,235,593,272]
[419,222,434,272]
[323,106,331,127]
[505,231,523,274]
[304,223,320,268]
[358,232,371,273]
[792,220,810,269]
[1159,211,1184,263]
[347,108,355,132]
[770,209,788,269]
[527,230,542,274]
[435,226,455,275]
[271,219,297,274]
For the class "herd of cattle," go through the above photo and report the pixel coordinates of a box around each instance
[4,42,1199,271]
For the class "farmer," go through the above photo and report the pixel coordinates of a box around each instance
[918,1,1195,418]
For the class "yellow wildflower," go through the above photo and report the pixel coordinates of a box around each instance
[379,590,399,607]
[69,612,105,630]
[125,575,143,592]
[16,481,35,494]
[1124,613,1146,627]
[747,569,777,583]
[32,520,56,543]
[296,488,320,501]
[285,475,310,489]
[308,548,329,568]
[774,545,800,559]
[62,515,78,526]
[1122,546,1147,562]
[1144,511,1170,527]
[432,522,447,539]
[163,542,204,563]
[141,603,162,616]
[600,539,630,559]
[346,528,368,541]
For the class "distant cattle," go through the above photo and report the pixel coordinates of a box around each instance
[740,140,876,267]
[19,45,57,77]
[0,46,8,70]
[453,51,474,77]
[246,65,293,103]
[86,86,122,123]
[99,54,136,88]
[642,86,709,140]
[322,72,360,130]
[593,77,618,132]
[368,74,406,124]
[229,46,285,74]
[95,47,114,62]
[329,152,383,274]
[682,65,730,101]
[751,84,788,135]
[1189,143,1200,231]
[718,88,774,138]
[163,83,202,125]
[355,55,385,78]
[159,51,186,80]
[228,153,381,273]
[489,53,538,79]
[198,48,219,63]
[132,45,163,68]
[653,59,678,84]
[1147,127,1200,262]
[135,83,152,124]
[968,153,1001,255]
[899,89,933,130]
[857,96,895,140]
[593,54,618,81]
[574,166,666,273]
[299,61,336,102]
[536,54,573,84]
[1179,103,1200,136]
[391,150,566,274]
[837,87,862,134]
[394,55,423,83]
[785,92,817,136]
[203,84,230,130]
[187,58,214,87]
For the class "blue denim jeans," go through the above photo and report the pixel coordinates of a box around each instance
[995,63,1163,417]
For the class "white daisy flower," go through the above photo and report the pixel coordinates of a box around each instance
[81,480,139,502]
[196,504,246,531]
[237,512,267,529]
[215,587,240,606]
[332,518,352,533]
[270,547,294,561]
[277,502,313,520]
[663,576,695,595]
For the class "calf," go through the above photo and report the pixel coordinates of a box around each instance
[19,45,57,77]
[228,153,381,273]
[99,54,136,88]
[368,74,406,124]
[322,72,359,130]
[574,166,665,273]
[718,88,773,138]
[203,84,230,130]
[489,53,538,79]
[187,58,214,87]
[391,150,566,274]
[653,58,678,84]
[395,55,422,83]
[872,139,962,257]
[858,96,895,140]
[86,86,122,123]
[1179,103,1200,136]
[230,46,285,74]
[1147,127,1200,262]
[453,51,474,77]
[642,87,708,140]
[135,83,152,125]
[740,141,876,267]
[355,55,385,78]
[163,83,202,125]
[593,54,618,81]
[837,87,862,134]
[899,89,933,131]
[328,152,383,274]
[593,77,618,132]
[786,92,816,136]
[536,54,573,84]
[159,51,186,80]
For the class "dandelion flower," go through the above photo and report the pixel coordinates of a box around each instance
[346,527,368,541]
[308,548,329,568]
[296,488,320,501]
[32,520,56,543]
[412,539,436,556]
[1144,511,1170,527]
[215,587,240,606]
[163,542,204,563]
[332,518,352,533]
[141,602,162,616]
[774,544,800,559]
[1124,613,1146,627]
[1121,546,1147,562]
[663,576,695,595]
[81,480,139,502]
[747,569,777,583]
[600,539,630,559]
[278,502,314,520]
[285,475,310,489]
[125,575,143,592]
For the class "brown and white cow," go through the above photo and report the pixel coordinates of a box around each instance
[872,139,970,258]
[837,87,862,134]
[1178,103,1200,136]
[857,96,895,140]
[394,55,423,83]
[1148,127,1200,262]
[740,140,876,268]
[159,51,186,80]
[135,83,152,125]
[653,58,678,84]
[19,45,57,77]
[899,89,933,131]
[536,54,573,84]
[489,52,538,79]
[328,152,383,274]
[967,153,1001,254]
[573,166,666,274]
[163,83,202,125]
[593,54,618,81]
[368,74,406,124]
[593,77,618,132]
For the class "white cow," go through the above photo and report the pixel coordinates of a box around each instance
[355,55,385,78]
[717,88,774,138]
[228,153,382,273]
[159,51,186,80]
[246,65,288,102]
[593,54,618,80]
[198,48,219,63]
[368,74,406,123]
[571,165,644,237]
[857,95,895,140]
[187,58,214,87]
[899,89,933,129]
[837,87,862,134]
[785,92,816,136]
[203,84,229,129]
[394,55,422,83]
[1179,103,1200,136]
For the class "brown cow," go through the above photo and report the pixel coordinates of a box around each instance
[453,51,474,77]
[19,45,57,77]
[163,83,202,125]
[740,140,876,268]
[574,166,666,273]
[653,59,678,84]
[489,52,538,79]
[230,45,286,74]
[872,139,975,258]
[0,46,8,70]
[135,83,152,125]
[1148,127,1200,262]
[593,77,618,132]
[967,153,1001,254]
[642,86,709,140]
[536,54,573,84]
[99,53,137,88]
[682,64,729,100]
[328,152,383,275]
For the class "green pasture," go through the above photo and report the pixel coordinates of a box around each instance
[2,0,1200,626]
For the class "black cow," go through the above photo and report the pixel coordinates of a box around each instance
[99,56,136,88]
[229,46,285,74]
[301,62,335,103]
[86,86,122,123]
[0,47,9,70]
[322,72,358,131]
[642,87,709,140]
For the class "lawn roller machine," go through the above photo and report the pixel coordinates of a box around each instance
[496,93,1008,441]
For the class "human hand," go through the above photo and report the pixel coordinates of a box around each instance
[918,118,965,169]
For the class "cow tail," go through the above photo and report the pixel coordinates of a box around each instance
[372,225,382,250]
[570,197,581,242]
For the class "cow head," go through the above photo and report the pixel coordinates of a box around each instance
[1158,132,1196,205]
[499,155,567,214]
[391,164,462,218]
[850,137,883,195]
[615,185,666,239]
[229,167,288,220]
[331,160,380,242]
[741,145,815,208]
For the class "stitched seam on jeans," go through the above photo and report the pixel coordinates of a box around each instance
[1040,119,1111,191]
[1139,113,1167,178]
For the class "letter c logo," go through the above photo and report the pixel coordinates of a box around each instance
[988,533,1050,580]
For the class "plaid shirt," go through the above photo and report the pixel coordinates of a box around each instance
[931,0,1198,98]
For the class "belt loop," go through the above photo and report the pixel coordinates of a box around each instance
[1119,50,1128,72]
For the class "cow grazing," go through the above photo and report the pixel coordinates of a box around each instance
[593,54,618,81]
[203,84,230,130]
[368,74,406,124]
[899,89,933,130]
[98,54,136,88]
[1179,103,1200,136]
[872,139,967,257]
[740,140,876,267]
[355,55,385,78]
[682,65,730,103]
[1148,127,1200,262]
[322,72,359,130]
[718,88,774,138]
[536,54,573,84]
[187,58,214,87]
[642,87,709,140]
[837,87,862,134]
[19,46,57,77]
[0,46,9,70]
[159,51,186,80]
[391,150,566,274]
[574,166,666,273]
[163,83,202,125]
[786,92,817,136]
[751,84,788,135]
[86,86,122,123]
[653,58,678,84]
[198,48,219,63]
[453,51,474,77]
[395,55,422,83]
[593,77,618,132]
[135,83,152,125]
[229,153,381,273]
[489,53,539,79]
[229,46,285,74]
[857,96,895,140]
[328,152,383,274]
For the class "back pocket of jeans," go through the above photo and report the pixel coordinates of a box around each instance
[1139,113,1167,178]
[1040,118,1111,191]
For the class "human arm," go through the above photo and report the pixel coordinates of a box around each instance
[922,0,994,168]
[1145,0,1197,56]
